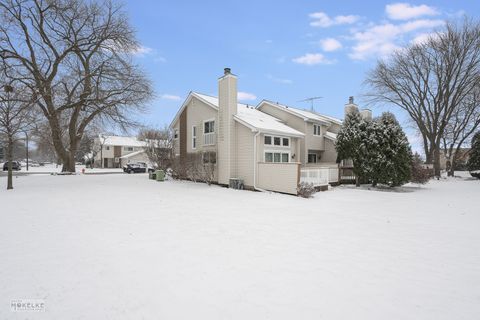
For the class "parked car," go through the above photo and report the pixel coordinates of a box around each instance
[123,162,151,174]
[3,161,22,171]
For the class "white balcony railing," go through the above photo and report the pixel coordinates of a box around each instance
[300,167,339,186]
[203,132,215,146]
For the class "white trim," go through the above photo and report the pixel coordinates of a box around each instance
[192,125,197,149]
[313,124,322,136]
[257,100,330,125]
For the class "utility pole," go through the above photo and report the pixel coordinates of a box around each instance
[298,96,323,112]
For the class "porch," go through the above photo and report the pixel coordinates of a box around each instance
[300,165,339,187]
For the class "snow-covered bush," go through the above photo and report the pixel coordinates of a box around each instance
[297,182,316,198]
[411,153,431,184]
[336,111,412,187]
[467,132,480,179]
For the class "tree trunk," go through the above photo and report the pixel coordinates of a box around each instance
[433,146,441,178]
[6,135,13,190]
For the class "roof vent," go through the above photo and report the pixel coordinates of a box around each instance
[349,96,354,104]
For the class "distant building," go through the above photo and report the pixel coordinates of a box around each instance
[92,135,149,168]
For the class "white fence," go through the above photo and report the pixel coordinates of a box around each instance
[300,167,339,186]
[204,133,215,146]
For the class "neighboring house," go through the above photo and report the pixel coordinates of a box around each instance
[93,135,149,168]
[439,148,471,170]
[170,68,366,195]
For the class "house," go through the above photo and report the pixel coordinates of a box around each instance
[170,68,361,195]
[93,135,149,168]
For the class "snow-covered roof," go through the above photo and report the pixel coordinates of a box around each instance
[100,135,147,147]
[119,150,145,159]
[324,131,338,141]
[258,100,342,125]
[197,93,304,137]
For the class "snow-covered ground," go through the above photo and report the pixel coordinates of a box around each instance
[0,163,123,174]
[0,174,479,319]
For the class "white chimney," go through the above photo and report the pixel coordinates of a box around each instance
[360,109,372,121]
[217,67,237,185]
[344,96,359,115]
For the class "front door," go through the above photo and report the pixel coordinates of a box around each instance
[103,158,109,168]
[113,146,122,168]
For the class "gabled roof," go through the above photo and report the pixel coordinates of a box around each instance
[170,92,219,128]
[119,150,146,159]
[170,92,304,137]
[257,100,342,125]
[100,135,147,147]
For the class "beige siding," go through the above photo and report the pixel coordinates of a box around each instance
[235,124,255,186]
[257,162,300,195]
[304,122,325,151]
[322,138,337,163]
[185,97,217,153]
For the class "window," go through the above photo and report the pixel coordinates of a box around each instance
[313,124,321,136]
[308,153,317,163]
[105,146,110,151]
[265,152,273,162]
[204,120,215,134]
[192,126,197,149]
[124,147,133,151]
[265,152,290,163]
[174,129,178,139]
[264,135,289,147]
[202,151,216,164]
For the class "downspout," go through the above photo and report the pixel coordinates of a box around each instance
[253,131,266,192]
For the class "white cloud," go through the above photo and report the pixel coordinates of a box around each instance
[266,74,293,84]
[160,94,182,101]
[131,45,154,57]
[386,3,439,20]
[292,53,335,65]
[237,91,257,101]
[309,11,360,28]
[349,19,444,60]
[319,38,343,52]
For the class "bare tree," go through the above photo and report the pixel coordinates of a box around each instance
[0,81,34,189]
[442,88,480,176]
[0,0,153,172]
[138,126,173,172]
[365,18,480,177]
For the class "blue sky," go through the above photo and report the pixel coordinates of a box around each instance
[125,1,478,148]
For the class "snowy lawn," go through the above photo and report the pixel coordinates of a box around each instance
[0,173,479,319]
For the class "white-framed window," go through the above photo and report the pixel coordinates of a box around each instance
[174,129,179,139]
[203,119,215,145]
[308,153,317,163]
[124,146,133,151]
[264,135,290,148]
[192,125,197,149]
[313,124,322,136]
[204,120,215,134]
[264,151,290,163]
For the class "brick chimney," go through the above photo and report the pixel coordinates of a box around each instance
[217,68,237,185]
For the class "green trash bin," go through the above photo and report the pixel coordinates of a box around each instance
[149,172,157,180]
[155,169,165,181]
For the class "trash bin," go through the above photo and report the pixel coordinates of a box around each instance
[155,170,165,181]
[149,172,157,180]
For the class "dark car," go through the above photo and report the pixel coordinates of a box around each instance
[3,161,21,171]
[123,163,147,174]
